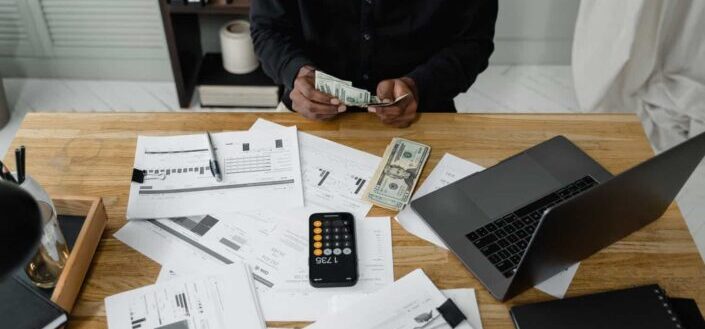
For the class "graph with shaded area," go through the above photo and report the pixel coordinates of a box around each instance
[155,320,190,329]
[170,216,219,236]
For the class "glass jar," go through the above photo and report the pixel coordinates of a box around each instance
[19,175,69,288]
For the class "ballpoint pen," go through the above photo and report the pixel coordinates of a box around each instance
[15,148,23,184]
[206,132,222,182]
[19,145,26,184]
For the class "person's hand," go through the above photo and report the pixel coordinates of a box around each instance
[369,77,418,128]
[289,65,346,120]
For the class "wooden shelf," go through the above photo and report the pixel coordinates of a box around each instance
[160,0,255,107]
[167,0,250,15]
[198,53,276,86]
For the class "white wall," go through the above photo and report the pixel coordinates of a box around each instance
[492,0,580,65]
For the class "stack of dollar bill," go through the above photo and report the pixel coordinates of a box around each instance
[315,71,409,107]
[364,138,431,211]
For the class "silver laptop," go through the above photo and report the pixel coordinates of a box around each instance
[411,133,705,301]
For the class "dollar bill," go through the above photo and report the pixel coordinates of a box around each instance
[368,94,410,107]
[364,138,431,211]
[316,71,370,106]
[316,71,352,86]
[315,71,364,102]
[338,84,371,106]
[315,71,408,108]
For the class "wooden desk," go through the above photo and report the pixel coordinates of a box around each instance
[6,113,705,328]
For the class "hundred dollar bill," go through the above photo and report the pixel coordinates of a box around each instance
[315,71,409,108]
[364,138,431,211]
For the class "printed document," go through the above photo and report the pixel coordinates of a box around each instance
[255,216,394,321]
[116,211,290,290]
[305,269,479,329]
[116,216,394,322]
[396,153,579,298]
[328,288,484,329]
[126,127,303,219]
[442,289,484,329]
[105,262,265,329]
[250,118,381,219]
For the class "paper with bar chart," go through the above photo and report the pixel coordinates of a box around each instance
[105,263,265,329]
[117,215,394,322]
[126,127,303,219]
[115,210,286,291]
[250,118,381,219]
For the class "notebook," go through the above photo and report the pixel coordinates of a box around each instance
[670,298,705,329]
[0,274,68,329]
[510,285,690,329]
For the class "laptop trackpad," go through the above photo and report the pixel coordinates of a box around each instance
[462,153,563,220]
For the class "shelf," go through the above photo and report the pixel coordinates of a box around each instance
[167,0,250,15]
[198,53,276,87]
[196,53,281,108]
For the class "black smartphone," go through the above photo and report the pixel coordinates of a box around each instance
[308,212,358,288]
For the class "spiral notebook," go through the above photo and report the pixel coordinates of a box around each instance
[510,284,698,329]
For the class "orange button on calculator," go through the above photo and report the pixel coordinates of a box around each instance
[313,235,322,241]
[313,249,323,256]
[313,220,322,227]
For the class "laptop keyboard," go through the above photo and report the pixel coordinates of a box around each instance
[466,176,598,278]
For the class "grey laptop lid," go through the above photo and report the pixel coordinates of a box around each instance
[508,131,705,299]
[411,136,612,300]
[412,132,705,301]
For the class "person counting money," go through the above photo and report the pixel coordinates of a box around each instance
[250,1,498,128]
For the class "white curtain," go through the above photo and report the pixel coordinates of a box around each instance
[572,0,705,151]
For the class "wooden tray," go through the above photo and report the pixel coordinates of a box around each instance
[50,196,107,312]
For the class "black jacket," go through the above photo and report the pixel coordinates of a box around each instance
[250,0,497,112]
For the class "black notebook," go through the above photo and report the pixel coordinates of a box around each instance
[510,285,695,329]
[0,274,68,329]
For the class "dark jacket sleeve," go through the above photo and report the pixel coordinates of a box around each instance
[250,0,313,90]
[406,0,498,111]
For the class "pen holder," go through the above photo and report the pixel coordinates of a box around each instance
[17,174,69,289]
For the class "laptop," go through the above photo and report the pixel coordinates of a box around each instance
[410,132,705,301]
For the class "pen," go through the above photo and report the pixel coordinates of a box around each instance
[19,145,26,184]
[15,148,23,184]
[206,132,222,182]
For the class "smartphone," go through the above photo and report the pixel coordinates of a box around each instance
[308,212,358,288]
